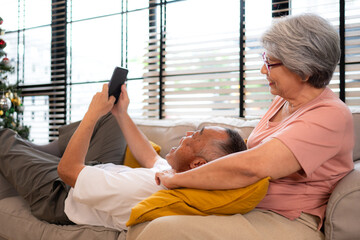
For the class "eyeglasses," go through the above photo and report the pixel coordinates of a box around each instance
[262,52,283,72]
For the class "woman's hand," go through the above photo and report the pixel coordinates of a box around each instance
[155,169,180,189]
[111,85,130,117]
[87,84,116,121]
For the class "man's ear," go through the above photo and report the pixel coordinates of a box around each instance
[189,157,207,169]
[303,75,310,82]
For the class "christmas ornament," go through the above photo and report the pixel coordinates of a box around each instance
[0,95,11,111]
[17,104,24,112]
[5,90,13,99]
[1,56,10,66]
[0,17,3,25]
[0,28,4,36]
[0,110,3,116]
[0,39,6,49]
[11,96,21,106]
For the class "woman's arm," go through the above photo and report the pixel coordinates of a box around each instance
[111,85,161,168]
[58,84,115,187]
[156,138,302,189]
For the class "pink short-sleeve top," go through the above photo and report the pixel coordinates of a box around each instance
[247,87,354,228]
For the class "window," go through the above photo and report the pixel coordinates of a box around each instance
[2,0,360,143]
[344,0,360,110]
[142,0,243,119]
[0,0,53,143]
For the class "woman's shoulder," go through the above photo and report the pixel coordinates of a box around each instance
[300,88,353,125]
[315,88,352,116]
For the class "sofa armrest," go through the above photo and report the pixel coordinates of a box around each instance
[325,162,360,240]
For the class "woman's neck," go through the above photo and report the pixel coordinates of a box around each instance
[284,86,325,113]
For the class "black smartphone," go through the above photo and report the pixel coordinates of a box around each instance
[108,67,128,104]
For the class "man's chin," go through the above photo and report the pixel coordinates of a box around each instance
[164,154,171,164]
[164,155,175,169]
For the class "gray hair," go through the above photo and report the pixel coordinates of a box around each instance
[261,13,340,88]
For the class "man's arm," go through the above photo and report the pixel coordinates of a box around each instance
[156,138,301,189]
[111,85,162,168]
[57,84,115,187]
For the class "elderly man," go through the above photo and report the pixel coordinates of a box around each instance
[0,84,246,230]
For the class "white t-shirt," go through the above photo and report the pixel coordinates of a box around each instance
[64,159,171,230]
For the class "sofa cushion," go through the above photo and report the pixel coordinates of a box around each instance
[127,177,270,226]
[0,173,18,200]
[324,162,360,240]
[0,196,126,240]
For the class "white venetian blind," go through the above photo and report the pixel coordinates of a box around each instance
[20,0,67,143]
[143,0,242,119]
[242,0,273,118]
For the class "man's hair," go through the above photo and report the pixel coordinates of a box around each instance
[198,128,247,162]
[220,128,247,155]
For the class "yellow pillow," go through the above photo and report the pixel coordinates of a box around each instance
[127,177,270,226]
[123,141,161,168]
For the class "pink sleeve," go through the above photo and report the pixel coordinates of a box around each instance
[273,106,351,176]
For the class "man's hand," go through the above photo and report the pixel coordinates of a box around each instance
[155,169,180,189]
[111,85,129,117]
[111,84,161,168]
[87,84,116,121]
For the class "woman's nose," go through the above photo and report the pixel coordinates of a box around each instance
[260,64,268,75]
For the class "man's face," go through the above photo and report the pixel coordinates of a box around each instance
[165,126,228,172]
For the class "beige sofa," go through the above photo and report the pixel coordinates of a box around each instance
[0,111,359,240]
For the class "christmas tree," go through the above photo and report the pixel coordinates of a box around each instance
[0,16,30,139]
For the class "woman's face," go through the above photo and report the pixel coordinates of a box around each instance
[261,54,305,99]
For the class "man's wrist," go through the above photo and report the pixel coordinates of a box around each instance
[83,111,100,127]
[114,111,129,123]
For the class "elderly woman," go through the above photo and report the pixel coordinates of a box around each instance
[127,14,355,240]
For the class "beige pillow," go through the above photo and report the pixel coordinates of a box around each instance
[136,119,198,158]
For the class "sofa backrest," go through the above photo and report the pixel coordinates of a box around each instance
[136,111,360,162]
[135,117,259,158]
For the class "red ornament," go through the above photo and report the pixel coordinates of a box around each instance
[0,39,6,49]
[2,57,9,65]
